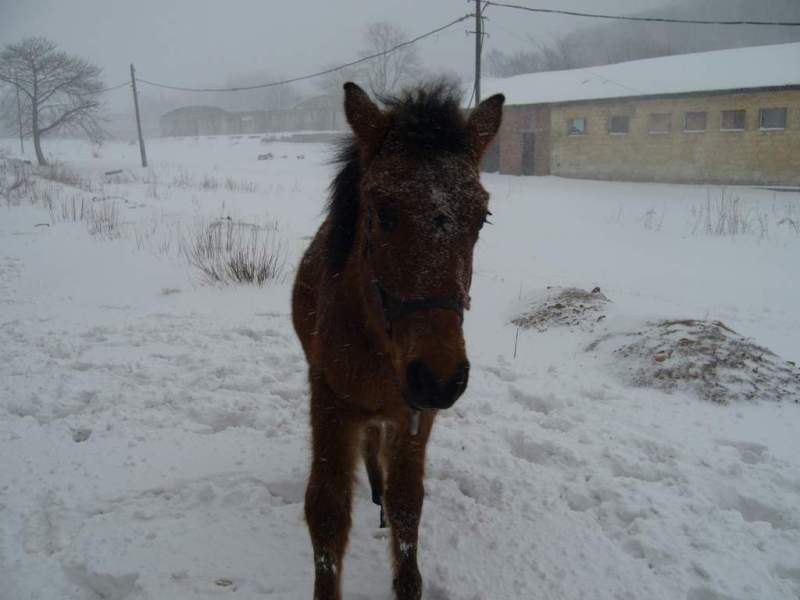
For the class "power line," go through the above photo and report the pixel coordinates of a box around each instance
[98,81,130,93]
[484,1,800,26]
[466,81,476,109]
[136,14,473,93]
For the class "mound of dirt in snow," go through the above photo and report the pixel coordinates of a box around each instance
[510,286,610,331]
[587,319,800,403]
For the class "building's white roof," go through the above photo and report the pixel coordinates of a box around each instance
[481,42,800,106]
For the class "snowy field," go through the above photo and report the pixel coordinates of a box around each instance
[1,136,799,600]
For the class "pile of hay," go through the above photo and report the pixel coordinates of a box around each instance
[511,286,610,332]
[587,319,800,403]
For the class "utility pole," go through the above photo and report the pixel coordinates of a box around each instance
[15,84,24,155]
[474,0,482,105]
[130,63,148,167]
[468,0,485,106]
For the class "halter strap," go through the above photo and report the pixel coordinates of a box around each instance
[373,279,464,335]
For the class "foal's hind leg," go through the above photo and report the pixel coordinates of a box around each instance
[362,424,385,527]
[384,413,435,600]
[305,376,361,600]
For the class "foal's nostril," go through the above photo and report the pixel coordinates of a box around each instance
[453,361,470,389]
[406,360,470,410]
[445,361,470,404]
[406,360,437,399]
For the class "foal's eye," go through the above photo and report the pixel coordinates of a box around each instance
[376,206,397,232]
[433,214,449,232]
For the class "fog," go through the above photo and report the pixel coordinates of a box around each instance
[2,0,797,138]
[1,0,670,104]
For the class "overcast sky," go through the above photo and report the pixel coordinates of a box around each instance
[1,0,673,108]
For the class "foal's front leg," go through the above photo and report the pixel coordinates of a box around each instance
[384,413,435,600]
[305,377,361,600]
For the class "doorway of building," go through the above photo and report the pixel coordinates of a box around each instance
[481,141,500,173]
[521,132,535,175]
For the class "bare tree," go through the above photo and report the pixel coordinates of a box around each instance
[0,37,104,165]
[485,48,542,78]
[360,22,421,98]
[315,65,367,97]
[538,38,581,72]
[484,35,581,78]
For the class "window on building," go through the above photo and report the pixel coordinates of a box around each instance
[567,117,586,136]
[608,116,629,134]
[684,111,707,132]
[648,113,671,134]
[760,108,787,130]
[720,110,746,131]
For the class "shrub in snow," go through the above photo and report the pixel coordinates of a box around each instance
[223,177,258,193]
[167,170,258,193]
[182,218,285,286]
[170,169,194,188]
[690,189,769,239]
[510,286,610,332]
[201,175,220,191]
[587,319,800,403]
[49,196,120,240]
[38,161,93,191]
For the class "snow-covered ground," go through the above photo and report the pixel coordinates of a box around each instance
[1,136,799,600]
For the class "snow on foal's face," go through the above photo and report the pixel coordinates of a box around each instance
[362,153,490,411]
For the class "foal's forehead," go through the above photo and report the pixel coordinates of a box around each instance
[364,154,487,205]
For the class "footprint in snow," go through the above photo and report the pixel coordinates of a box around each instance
[717,492,797,531]
[507,385,563,415]
[686,586,744,600]
[772,564,800,586]
[714,439,768,465]
[506,430,581,468]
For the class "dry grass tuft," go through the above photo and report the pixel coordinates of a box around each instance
[690,189,768,238]
[48,196,121,239]
[182,218,284,286]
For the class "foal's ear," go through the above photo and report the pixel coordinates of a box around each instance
[343,82,386,150]
[467,93,505,160]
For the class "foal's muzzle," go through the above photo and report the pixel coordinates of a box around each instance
[406,360,470,410]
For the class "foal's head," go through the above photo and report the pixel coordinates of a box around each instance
[330,81,504,411]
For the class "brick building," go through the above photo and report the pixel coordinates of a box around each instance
[481,43,800,186]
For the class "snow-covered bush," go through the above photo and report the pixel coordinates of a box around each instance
[510,286,610,332]
[38,161,93,191]
[1,159,34,206]
[587,319,800,403]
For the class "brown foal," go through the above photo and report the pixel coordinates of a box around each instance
[291,80,504,600]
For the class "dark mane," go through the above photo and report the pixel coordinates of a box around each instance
[325,80,468,271]
[325,138,360,272]
[380,80,469,157]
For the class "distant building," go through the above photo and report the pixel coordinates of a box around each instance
[159,94,344,137]
[481,43,800,186]
[159,106,230,137]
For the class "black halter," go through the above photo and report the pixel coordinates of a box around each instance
[372,279,464,335]
[364,206,465,335]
